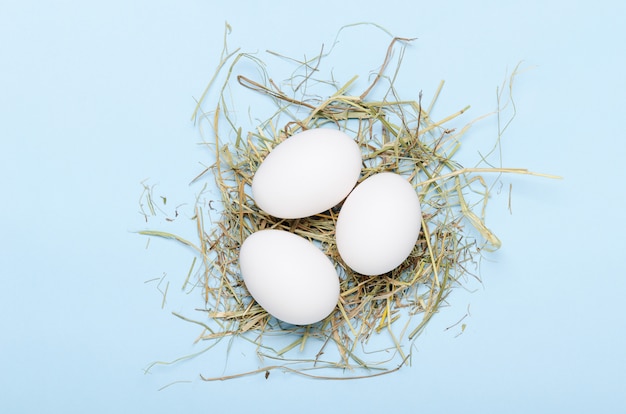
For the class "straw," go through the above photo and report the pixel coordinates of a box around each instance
[140,23,560,380]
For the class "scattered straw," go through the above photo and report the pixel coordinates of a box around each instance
[140,23,559,380]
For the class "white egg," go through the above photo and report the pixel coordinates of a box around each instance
[251,128,362,219]
[335,172,422,276]
[239,229,340,325]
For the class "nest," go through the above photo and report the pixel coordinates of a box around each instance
[140,23,556,381]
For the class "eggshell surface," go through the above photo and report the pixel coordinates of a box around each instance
[239,229,340,325]
[251,128,362,219]
[335,172,422,276]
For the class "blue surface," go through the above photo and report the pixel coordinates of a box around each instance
[2,1,625,413]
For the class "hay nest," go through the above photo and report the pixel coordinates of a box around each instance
[140,23,556,380]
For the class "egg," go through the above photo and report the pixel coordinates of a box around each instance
[335,172,422,276]
[239,229,340,325]
[251,128,362,219]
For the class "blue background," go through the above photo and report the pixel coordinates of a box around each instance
[2,0,625,412]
